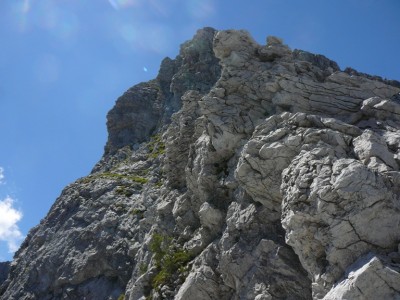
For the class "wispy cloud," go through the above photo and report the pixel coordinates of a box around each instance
[108,0,141,10]
[22,0,31,14]
[0,197,24,253]
[0,167,4,184]
[185,0,216,20]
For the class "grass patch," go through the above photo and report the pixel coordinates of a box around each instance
[154,181,163,188]
[80,177,92,184]
[129,175,149,184]
[99,172,149,184]
[115,186,134,197]
[147,134,166,159]
[129,208,145,219]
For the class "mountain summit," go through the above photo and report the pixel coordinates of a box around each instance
[1,28,400,300]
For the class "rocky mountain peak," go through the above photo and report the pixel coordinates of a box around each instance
[1,28,400,300]
[104,27,220,156]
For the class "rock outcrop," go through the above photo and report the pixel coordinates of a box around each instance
[1,28,400,300]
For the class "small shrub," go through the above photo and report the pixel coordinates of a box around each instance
[149,233,167,268]
[149,233,193,291]
[152,269,169,288]
[171,250,192,266]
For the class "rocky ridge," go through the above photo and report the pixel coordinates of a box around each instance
[1,28,400,300]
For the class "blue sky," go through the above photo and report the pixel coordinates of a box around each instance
[0,0,399,261]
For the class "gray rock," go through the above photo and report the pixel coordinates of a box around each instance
[101,27,220,157]
[292,49,340,73]
[344,67,400,88]
[0,262,10,287]
[353,129,398,171]
[2,28,400,300]
[323,254,400,300]
[360,96,400,123]
[105,80,164,154]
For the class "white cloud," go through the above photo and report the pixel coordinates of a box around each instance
[0,197,24,253]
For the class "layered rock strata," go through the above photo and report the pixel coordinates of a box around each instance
[1,28,400,300]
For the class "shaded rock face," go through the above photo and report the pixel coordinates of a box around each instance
[0,263,10,286]
[1,28,400,300]
[105,27,220,155]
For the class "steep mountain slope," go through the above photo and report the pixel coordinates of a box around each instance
[1,28,400,300]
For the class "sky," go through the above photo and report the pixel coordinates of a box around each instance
[0,0,399,262]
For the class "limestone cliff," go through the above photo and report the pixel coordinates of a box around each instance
[1,28,400,300]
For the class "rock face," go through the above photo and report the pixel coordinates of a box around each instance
[0,263,9,287]
[1,28,400,300]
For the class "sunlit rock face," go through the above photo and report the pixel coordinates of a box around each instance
[1,28,400,300]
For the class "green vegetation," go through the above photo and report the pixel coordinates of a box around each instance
[137,168,150,176]
[115,186,134,197]
[79,176,94,184]
[149,233,168,267]
[117,294,125,300]
[139,263,148,275]
[149,233,193,291]
[154,180,163,188]
[80,172,149,185]
[113,202,126,213]
[147,134,166,159]
[129,208,145,219]
[100,172,149,184]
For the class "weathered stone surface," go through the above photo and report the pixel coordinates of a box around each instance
[360,96,400,123]
[353,129,398,171]
[1,28,400,300]
[323,254,400,300]
[292,50,340,73]
[282,154,400,297]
